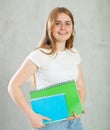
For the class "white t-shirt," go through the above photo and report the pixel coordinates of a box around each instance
[27,48,81,90]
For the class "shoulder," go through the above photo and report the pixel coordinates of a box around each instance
[29,48,51,57]
[70,47,80,54]
[29,48,41,55]
[27,48,50,68]
[69,47,81,64]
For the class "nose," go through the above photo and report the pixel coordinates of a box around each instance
[60,23,66,30]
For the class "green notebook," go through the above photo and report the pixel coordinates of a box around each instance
[30,80,83,116]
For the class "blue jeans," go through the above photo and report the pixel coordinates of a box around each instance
[32,118,83,130]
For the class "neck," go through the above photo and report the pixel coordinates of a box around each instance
[56,41,66,52]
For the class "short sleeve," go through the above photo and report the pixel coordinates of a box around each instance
[27,49,43,68]
[72,47,81,64]
[76,53,81,64]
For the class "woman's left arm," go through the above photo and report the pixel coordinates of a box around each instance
[76,64,86,106]
[68,64,86,120]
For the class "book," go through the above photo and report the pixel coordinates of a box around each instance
[30,80,83,122]
[31,93,68,124]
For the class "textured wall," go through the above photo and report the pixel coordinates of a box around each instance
[0,0,110,130]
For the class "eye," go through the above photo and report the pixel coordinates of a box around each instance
[65,22,71,25]
[55,22,61,25]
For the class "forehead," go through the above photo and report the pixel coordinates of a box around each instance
[55,13,72,22]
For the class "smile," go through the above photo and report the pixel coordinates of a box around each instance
[58,32,68,35]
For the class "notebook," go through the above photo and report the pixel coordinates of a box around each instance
[30,80,83,122]
[31,93,68,124]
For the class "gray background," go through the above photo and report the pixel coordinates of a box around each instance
[0,0,110,130]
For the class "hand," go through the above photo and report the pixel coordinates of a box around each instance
[67,110,86,120]
[28,111,51,129]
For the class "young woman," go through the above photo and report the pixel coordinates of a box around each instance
[8,7,86,130]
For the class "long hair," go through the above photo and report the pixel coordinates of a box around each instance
[31,7,75,87]
[38,7,75,55]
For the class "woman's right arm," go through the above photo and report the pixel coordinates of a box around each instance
[8,59,50,129]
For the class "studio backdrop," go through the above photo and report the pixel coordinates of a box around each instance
[0,0,110,130]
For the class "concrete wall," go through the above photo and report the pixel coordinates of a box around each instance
[0,0,110,130]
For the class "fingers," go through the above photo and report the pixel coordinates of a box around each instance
[35,116,51,128]
[67,112,81,120]
[73,112,77,117]
[68,116,75,120]
[31,121,45,129]
[73,112,81,118]
[37,124,45,129]
[67,110,86,120]
[30,114,50,129]
[42,116,51,121]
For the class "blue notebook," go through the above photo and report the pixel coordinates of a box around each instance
[31,93,68,124]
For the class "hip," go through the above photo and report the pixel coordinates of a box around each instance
[32,118,83,130]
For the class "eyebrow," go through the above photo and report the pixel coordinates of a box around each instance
[55,20,72,23]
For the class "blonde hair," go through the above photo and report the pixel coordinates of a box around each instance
[38,7,75,55]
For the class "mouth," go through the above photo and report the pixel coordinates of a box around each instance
[58,32,68,35]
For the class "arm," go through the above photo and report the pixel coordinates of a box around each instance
[76,64,86,106]
[8,59,50,128]
[68,64,86,120]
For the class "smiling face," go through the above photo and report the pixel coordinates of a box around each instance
[41,7,75,54]
[52,13,73,44]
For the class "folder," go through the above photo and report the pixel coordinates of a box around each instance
[31,93,68,124]
[30,80,83,123]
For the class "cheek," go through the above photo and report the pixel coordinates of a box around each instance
[53,27,59,32]
[68,27,73,33]
[52,29,58,36]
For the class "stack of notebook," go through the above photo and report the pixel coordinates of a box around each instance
[29,80,83,124]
